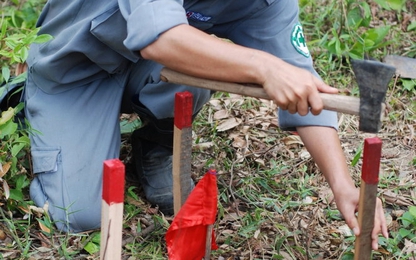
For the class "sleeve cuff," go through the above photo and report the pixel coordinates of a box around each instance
[278,109,338,131]
[122,1,188,51]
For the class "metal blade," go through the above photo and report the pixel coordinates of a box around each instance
[384,55,416,79]
[352,59,396,133]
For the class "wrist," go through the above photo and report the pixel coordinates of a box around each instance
[331,183,358,199]
[250,50,281,86]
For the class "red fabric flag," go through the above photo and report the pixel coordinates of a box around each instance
[165,169,218,259]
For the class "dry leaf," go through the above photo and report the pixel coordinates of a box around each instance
[254,229,261,239]
[411,188,416,205]
[381,190,413,206]
[281,135,304,146]
[208,99,222,109]
[299,149,311,160]
[318,187,334,204]
[214,110,229,120]
[37,219,51,234]
[217,118,241,132]
[302,196,313,204]
[254,158,265,166]
[36,247,52,253]
[2,180,10,199]
[403,239,416,256]
[193,142,214,150]
[231,135,247,148]
[0,162,11,178]
[338,224,353,237]
[0,229,6,240]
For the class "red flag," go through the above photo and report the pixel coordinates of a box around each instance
[165,169,218,259]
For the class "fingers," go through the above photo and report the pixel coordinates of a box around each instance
[286,99,309,115]
[315,77,339,94]
[275,73,334,116]
[307,91,323,115]
[371,198,389,250]
[344,211,360,237]
[377,199,389,238]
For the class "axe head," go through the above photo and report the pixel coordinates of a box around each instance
[351,59,396,133]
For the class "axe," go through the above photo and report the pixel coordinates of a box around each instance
[160,59,395,133]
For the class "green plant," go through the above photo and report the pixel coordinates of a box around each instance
[378,206,416,259]
[0,0,48,199]
[83,232,101,255]
[325,1,391,60]
[373,0,407,12]
[400,206,416,234]
[0,0,51,83]
[0,105,31,210]
[0,207,33,258]
[400,79,416,92]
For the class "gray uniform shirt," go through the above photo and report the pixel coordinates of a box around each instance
[27,0,337,130]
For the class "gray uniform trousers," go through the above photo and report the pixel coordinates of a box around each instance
[25,0,337,232]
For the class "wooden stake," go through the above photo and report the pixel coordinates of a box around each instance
[354,137,382,260]
[172,92,215,259]
[172,92,194,215]
[100,159,125,260]
[204,224,214,260]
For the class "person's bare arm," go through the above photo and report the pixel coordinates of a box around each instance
[140,24,338,116]
[297,126,388,250]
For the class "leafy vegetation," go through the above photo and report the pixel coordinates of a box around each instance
[0,0,415,259]
[0,0,49,220]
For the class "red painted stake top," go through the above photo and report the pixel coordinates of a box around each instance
[174,91,193,129]
[361,137,382,184]
[102,159,125,204]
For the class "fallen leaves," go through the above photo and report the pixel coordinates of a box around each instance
[0,162,11,178]
[382,190,414,207]
[216,117,242,132]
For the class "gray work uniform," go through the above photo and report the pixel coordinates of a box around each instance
[25,0,337,232]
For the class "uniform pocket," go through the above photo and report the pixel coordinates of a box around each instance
[32,147,61,174]
[90,6,140,63]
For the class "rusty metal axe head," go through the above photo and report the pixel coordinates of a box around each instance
[351,59,396,133]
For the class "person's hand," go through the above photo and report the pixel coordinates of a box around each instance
[262,61,338,116]
[334,187,388,250]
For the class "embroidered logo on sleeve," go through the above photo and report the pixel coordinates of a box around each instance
[186,11,212,22]
[291,23,310,58]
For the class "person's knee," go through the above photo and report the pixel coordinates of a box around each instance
[31,179,101,232]
[51,204,101,233]
[29,151,102,233]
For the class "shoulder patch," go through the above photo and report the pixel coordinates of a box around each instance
[186,11,212,22]
[291,23,310,58]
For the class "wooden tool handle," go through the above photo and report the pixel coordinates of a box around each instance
[354,137,382,260]
[160,68,360,115]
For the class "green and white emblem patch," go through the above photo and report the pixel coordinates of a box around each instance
[291,23,310,58]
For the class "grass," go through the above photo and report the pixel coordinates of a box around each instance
[1,0,416,259]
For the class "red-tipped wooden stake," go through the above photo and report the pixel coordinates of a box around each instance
[100,159,125,260]
[354,137,382,260]
[172,92,214,259]
[173,91,194,215]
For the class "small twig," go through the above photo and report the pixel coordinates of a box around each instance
[122,223,156,246]
[29,231,53,247]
